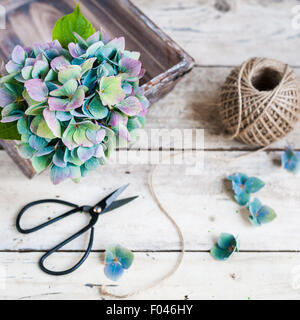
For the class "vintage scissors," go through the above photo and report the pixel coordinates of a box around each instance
[16,184,138,276]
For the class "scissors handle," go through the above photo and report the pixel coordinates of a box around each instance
[39,224,95,276]
[16,199,83,234]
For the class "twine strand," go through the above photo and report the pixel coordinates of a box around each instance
[100,152,185,299]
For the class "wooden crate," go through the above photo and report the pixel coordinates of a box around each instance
[0,0,195,178]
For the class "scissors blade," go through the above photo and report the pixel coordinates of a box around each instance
[93,184,130,213]
[103,196,139,213]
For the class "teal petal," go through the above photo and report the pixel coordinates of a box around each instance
[18,143,35,159]
[50,165,70,185]
[234,192,250,206]
[86,95,108,119]
[32,60,49,79]
[115,245,134,270]
[17,117,28,135]
[210,245,233,261]
[32,154,52,174]
[84,157,99,171]
[53,149,67,168]
[245,177,265,194]
[217,233,237,250]
[28,135,48,151]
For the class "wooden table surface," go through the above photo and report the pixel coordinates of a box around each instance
[1,0,300,300]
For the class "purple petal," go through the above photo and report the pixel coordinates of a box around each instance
[68,43,80,58]
[24,79,48,102]
[43,109,61,138]
[86,128,106,144]
[6,61,22,73]
[87,31,100,45]
[11,45,26,65]
[77,147,95,162]
[50,56,70,72]
[1,115,23,123]
[109,112,124,127]
[48,97,68,111]
[119,58,142,77]
[116,96,142,116]
[0,88,14,107]
[100,27,111,44]
[24,58,36,67]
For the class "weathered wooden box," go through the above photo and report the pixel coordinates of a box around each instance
[0,0,194,178]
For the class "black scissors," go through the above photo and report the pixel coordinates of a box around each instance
[16,184,138,276]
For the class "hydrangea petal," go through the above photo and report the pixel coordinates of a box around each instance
[48,97,68,111]
[43,109,62,138]
[50,165,70,185]
[116,96,142,116]
[245,177,265,194]
[11,45,26,65]
[17,117,28,135]
[58,65,81,84]
[210,245,233,261]
[25,79,48,102]
[234,192,250,206]
[77,146,95,162]
[84,157,99,171]
[86,128,106,144]
[217,233,237,250]
[17,143,35,159]
[32,60,49,79]
[119,58,142,77]
[99,76,125,106]
[68,163,80,178]
[257,206,277,224]
[281,148,300,173]
[87,95,108,119]
[32,154,52,174]
[67,87,85,110]
[62,119,77,150]
[104,262,124,282]
[50,56,70,72]
[53,149,67,168]
[0,88,14,107]
[115,245,134,270]
[29,135,48,151]
[6,61,22,73]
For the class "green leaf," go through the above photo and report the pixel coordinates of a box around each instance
[0,107,21,140]
[52,4,96,49]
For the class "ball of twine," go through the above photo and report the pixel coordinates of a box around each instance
[219,57,300,146]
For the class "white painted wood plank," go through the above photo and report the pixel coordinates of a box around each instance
[132,0,300,66]
[0,150,299,251]
[0,252,299,300]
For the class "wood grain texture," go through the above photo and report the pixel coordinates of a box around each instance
[0,252,299,300]
[0,150,299,251]
[132,0,300,67]
[0,0,299,300]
